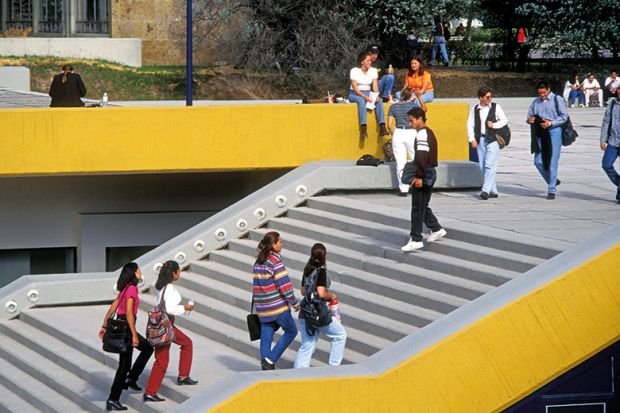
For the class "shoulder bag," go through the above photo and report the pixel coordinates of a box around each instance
[102,287,130,354]
[146,285,175,348]
[246,296,261,341]
[554,95,578,146]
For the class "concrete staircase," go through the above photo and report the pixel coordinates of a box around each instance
[0,194,561,412]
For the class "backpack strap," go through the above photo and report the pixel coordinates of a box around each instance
[608,100,616,140]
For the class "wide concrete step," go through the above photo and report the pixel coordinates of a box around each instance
[250,225,491,301]
[0,357,79,413]
[285,206,522,283]
[0,332,108,413]
[0,318,172,413]
[167,271,380,360]
[189,260,413,342]
[268,215,514,288]
[18,309,200,406]
[230,236,468,314]
[207,249,444,327]
[307,196,561,259]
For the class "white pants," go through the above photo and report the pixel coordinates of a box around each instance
[585,89,603,107]
[392,128,417,193]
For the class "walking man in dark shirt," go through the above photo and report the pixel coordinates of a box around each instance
[401,107,446,252]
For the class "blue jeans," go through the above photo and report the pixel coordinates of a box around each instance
[431,36,449,64]
[419,90,434,103]
[534,126,562,194]
[259,310,298,364]
[568,89,585,106]
[348,90,386,126]
[602,144,620,198]
[477,137,500,195]
[378,74,394,99]
[294,317,347,368]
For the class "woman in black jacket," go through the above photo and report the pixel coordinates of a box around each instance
[49,64,87,107]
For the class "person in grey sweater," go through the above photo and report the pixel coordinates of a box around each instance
[600,87,620,204]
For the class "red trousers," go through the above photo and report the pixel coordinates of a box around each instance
[145,326,193,395]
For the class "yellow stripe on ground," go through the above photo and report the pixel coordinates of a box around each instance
[208,244,620,413]
[0,103,468,176]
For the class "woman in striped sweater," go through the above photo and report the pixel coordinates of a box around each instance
[252,231,300,370]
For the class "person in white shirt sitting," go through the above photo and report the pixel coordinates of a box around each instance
[582,73,604,107]
[604,69,620,105]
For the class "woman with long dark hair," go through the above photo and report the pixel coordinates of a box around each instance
[294,243,346,368]
[404,56,434,104]
[48,64,87,107]
[98,262,153,411]
[143,260,198,403]
[252,231,300,370]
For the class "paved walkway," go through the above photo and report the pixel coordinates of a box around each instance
[345,97,620,248]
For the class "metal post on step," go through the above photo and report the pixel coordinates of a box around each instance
[186,0,193,106]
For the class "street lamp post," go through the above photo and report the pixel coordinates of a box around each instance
[186,0,193,106]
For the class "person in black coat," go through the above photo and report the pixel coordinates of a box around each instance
[49,64,87,107]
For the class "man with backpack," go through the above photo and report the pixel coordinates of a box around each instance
[467,86,509,200]
[600,87,620,204]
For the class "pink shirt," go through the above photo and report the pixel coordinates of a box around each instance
[117,285,139,316]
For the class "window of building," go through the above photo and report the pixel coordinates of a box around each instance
[0,247,76,288]
[6,0,33,30]
[38,0,63,33]
[76,0,108,34]
[106,246,156,272]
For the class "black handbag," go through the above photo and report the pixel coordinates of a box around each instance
[102,287,130,354]
[554,95,578,146]
[247,297,261,341]
[490,125,511,149]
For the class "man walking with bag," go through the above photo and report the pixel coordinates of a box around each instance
[527,80,568,200]
[467,86,509,200]
[600,87,620,203]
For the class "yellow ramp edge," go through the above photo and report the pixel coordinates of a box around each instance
[0,103,468,176]
[208,244,620,413]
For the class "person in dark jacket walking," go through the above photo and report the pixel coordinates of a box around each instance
[49,64,87,107]
[401,107,446,252]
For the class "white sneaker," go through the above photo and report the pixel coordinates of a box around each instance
[427,228,447,243]
[401,239,424,252]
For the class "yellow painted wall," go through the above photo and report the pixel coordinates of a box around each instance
[208,244,620,413]
[0,103,468,176]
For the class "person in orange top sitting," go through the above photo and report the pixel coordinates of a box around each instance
[403,56,434,104]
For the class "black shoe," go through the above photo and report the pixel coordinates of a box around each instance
[547,192,556,200]
[379,123,390,137]
[488,193,498,198]
[398,192,408,197]
[261,358,275,370]
[106,399,128,411]
[177,376,199,386]
[382,97,390,103]
[556,179,561,186]
[143,393,165,402]
[444,62,449,67]
[360,125,368,139]
[480,191,489,200]
[124,378,142,391]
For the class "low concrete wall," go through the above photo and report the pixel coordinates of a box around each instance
[0,102,469,175]
[0,38,142,67]
[0,67,30,91]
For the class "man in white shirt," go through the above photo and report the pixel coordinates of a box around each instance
[467,86,509,199]
[604,69,620,105]
[583,73,604,107]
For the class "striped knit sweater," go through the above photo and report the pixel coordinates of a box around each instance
[252,252,299,322]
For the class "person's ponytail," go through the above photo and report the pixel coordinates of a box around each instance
[255,231,280,264]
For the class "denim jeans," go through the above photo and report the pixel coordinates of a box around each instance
[419,90,434,103]
[348,90,386,126]
[410,183,442,241]
[602,144,620,198]
[477,136,500,195]
[568,89,585,106]
[294,317,347,368]
[431,36,449,64]
[259,310,298,364]
[534,126,562,194]
[378,74,395,99]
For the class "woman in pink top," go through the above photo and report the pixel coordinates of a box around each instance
[98,262,153,411]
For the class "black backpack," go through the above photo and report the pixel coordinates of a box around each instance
[299,267,332,335]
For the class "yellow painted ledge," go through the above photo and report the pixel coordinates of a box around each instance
[208,244,620,413]
[0,103,468,176]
